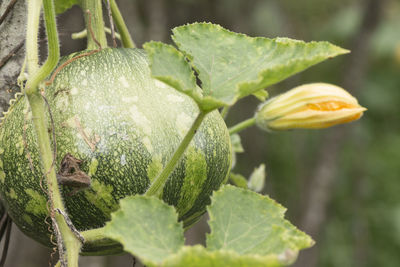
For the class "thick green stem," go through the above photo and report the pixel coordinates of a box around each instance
[82,0,107,50]
[146,111,207,196]
[229,117,256,135]
[110,0,135,48]
[25,0,60,95]
[25,0,81,266]
[81,227,123,255]
[27,97,81,267]
[220,106,230,119]
[81,227,109,242]
[26,0,42,74]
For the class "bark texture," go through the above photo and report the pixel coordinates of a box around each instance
[0,0,26,114]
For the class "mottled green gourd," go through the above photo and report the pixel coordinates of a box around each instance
[0,48,231,254]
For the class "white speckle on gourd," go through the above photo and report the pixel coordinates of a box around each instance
[176,113,193,138]
[167,94,184,103]
[70,87,79,95]
[142,136,153,153]
[80,70,86,76]
[120,154,127,166]
[118,76,130,88]
[56,97,69,112]
[129,105,151,135]
[122,96,138,103]
[82,79,88,86]
[155,80,168,89]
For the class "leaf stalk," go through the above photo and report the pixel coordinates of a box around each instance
[81,0,107,50]
[110,0,136,48]
[229,117,256,135]
[146,111,208,196]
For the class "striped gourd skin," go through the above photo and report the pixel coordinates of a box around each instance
[0,48,231,254]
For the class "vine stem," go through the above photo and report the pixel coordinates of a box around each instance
[25,0,81,266]
[146,111,208,196]
[81,227,109,243]
[110,0,135,48]
[229,117,256,135]
[81,0,107,50]
[25,0,41,74]
[220,106,230,119]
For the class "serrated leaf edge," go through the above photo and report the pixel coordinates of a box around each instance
[171,22,349,107]
[206,185,314,256]
[104,195,185,265]
[162,245,290,267]
[143,41,204,106]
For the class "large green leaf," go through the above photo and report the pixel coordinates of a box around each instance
[54,0,79,14]
[170,23,348,109]
[143,41,223,111]
[162,245,283,267]
[206,186,314,261]
[104,196,184,266]
[143,41,205,106]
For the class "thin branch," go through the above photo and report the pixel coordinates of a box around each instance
[0,0,19,25]
[0,40,24,70]
[106,0,117,47]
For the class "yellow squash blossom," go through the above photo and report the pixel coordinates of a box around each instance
[255,83,367,131]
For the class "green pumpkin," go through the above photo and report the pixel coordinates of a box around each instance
[0,48,231,254]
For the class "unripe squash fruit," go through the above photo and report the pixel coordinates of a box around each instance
[0,48,231,254]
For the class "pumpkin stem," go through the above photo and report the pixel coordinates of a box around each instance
[82,0,108,50]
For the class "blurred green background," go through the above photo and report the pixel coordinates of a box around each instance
[1,0,400,266]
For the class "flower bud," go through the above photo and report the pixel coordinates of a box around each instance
[255,83,366,131]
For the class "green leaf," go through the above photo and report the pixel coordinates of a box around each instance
[252,89,269,101]
[172,22,349,109]
[229,173,248,189]
[206,185,314,263]
[248,164,266,192]
[104,196,184,266]
[143,41,203,105]
[54,0,79,14]
[230,133,244,153]
[162,245,284,267]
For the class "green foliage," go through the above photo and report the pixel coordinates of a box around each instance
[54,0,79,14]
[144,22,348,112]
[104,186,313,266]
[104,196,184,266]
[252,89,269,101]
[230,134,244,153]
[142,42,203,106]
[229,173,248,189]
[247,164,266,192]
[162,245,282,267]
[207,186,314,258]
